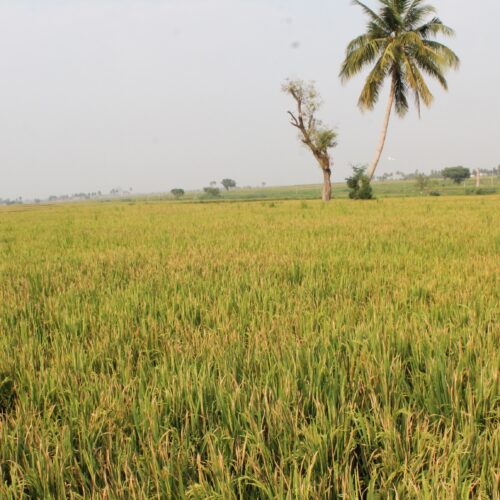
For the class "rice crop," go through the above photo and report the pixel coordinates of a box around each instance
[0,197,499,498]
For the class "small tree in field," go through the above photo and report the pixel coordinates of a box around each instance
[170,188,185,199]
[221,179,237,191]
[346,166,374,199]
[283,80,338,202]
[443,166,470,184]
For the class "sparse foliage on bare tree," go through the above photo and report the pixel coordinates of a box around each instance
[283,80,338,202]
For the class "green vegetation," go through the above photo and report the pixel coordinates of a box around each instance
[159,177,499,203]
[415,174,431,193]
[1,196,499,497]
[346,166,374,199]
[170,188,185,199]
[221,179,237,191]
[340,0,459,180]
[203,187,222,198]
[443,166,471,184]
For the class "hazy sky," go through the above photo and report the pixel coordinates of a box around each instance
[1,0,499,199]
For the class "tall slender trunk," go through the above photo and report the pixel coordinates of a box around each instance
[367,76,396,182]
[322,168,332,202]
[475,169,480,188]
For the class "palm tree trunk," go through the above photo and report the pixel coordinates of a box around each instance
[322,168,332,202]
[367,77,396,182]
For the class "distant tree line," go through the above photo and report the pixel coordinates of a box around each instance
[377,166,499,182]
[170,179,238,200]
[48,191,103,202]
[0,197,23,206]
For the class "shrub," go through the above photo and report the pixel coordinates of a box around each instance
[203,187,221,198]
[346,166,374,200]
[429,191,441,197]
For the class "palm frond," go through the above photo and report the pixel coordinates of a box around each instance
[416,17,455,39]
[394,0,412,16]
[351,0,387,29]
[379,1,404,31]
[358,55,391,109]
[393,66,409,115]
[340,38,386,81]
[366,21,391,38]
[403,55,434,110]
[346,34,369,54]
[411,45,449,88]
[422,40,460,69]
[404,1,436,29]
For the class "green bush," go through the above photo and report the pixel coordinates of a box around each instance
[203,187,221,198]
[346,166,374,199]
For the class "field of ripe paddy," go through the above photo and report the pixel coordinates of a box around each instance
[0,196,499,498]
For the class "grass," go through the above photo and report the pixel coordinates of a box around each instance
[0,196,499,497]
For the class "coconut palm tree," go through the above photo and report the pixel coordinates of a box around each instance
[340,0,459,181]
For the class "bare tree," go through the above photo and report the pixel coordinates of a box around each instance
[283,80,338,202]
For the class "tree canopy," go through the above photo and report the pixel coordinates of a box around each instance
[170,188,185,199]
[340,0,460,117]
[221,179,237,191]
[442,166,471,184]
